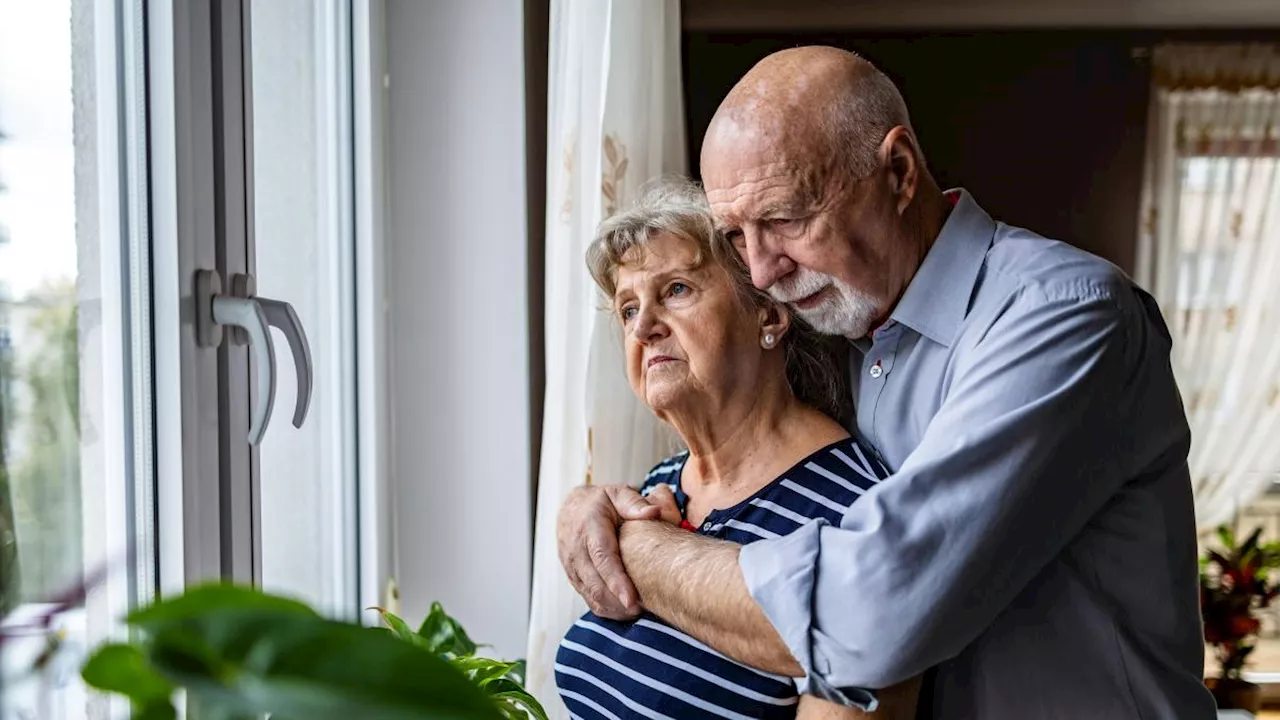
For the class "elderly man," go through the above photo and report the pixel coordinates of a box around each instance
[557,46,1215,718]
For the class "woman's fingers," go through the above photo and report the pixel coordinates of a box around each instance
[644,484,683,525]
[606,485,662,521]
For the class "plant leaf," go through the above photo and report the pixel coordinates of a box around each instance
[494,704,527,720]
[485,678,524,694]
[507,659,527,685]
[418,602,477,656]
[118,588,502,720]
[491,689,550,720]
[164,615,501,720]
[1244,528,1264,554]
[133,699,179,720]
[450,656,519,689]
[375,608,429,649]
[87,586,510,720]
[1208,550,1234,569]
[129,583,317,632]
[81,643,175,709]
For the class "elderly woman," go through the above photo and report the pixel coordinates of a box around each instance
[554,178,920,720]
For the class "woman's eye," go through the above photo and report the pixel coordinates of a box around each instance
[770,217,798,227]
[620,306,637,321]
[669,282,689,297]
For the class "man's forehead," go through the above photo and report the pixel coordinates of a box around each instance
[703,160,795,196]
[703,162,807,225]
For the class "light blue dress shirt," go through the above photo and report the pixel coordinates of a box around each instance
[738,191,1217,719]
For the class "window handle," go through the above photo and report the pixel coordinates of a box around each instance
[257,297,312,429]
[195,270,311,445]
[211,293,277,445]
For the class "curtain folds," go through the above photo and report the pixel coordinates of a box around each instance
[1137,44,1280,531]
[524,2,686,714]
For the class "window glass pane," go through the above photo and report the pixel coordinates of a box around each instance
[250,0,357,617]
[1188,151,1280,677]
[0,0,149,716]
[0,0,82,609]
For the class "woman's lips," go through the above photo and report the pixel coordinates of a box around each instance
[647,355,676,368]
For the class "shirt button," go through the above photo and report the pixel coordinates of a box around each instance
[869,360,884,378]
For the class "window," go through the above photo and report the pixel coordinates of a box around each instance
[1,0,380,714]
[249,0,359,616]
[1176,145,1280,679]
[0,0,152,717]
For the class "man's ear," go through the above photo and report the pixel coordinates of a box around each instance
[879,126,920,215]
[759,302,793,348]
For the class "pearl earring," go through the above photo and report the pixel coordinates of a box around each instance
[763,333,775,347]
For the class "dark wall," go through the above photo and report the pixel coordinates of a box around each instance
[525,0,549,542]
[683,32,1156,272]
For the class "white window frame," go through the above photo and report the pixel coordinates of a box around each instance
[150,0,254,589]
[150,0,389,617]
[353,0,395,623]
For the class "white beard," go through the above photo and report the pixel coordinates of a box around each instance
[769,267,880,338]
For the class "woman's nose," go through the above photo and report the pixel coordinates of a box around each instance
[632,306,668,343]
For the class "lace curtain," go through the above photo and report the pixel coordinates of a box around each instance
[1135,44,1280,531]
[523,1,686,715]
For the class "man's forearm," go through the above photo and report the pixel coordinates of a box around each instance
[618,520,803,676]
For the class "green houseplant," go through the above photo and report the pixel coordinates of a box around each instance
[75,584,546,720]
[372,602,547,720]
[1200,525,1280,712]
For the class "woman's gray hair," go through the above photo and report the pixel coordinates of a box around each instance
[586,176,851,422]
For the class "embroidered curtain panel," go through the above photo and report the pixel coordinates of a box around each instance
[1136,44,1280,530]
[524,1,686,714]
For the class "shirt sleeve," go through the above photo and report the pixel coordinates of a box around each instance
[739,282,1172,699]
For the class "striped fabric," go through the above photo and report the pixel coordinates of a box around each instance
[555,436,891,720]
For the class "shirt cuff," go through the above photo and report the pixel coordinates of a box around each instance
[738,518,879,712]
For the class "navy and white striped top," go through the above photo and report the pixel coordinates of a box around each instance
[555,436,891,720]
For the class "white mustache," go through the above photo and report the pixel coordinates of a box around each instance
[768,268,835,304]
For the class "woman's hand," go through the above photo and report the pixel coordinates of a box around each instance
[644,484,684,526]
[796,676,922,720]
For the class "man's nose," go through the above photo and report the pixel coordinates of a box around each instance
[744,229,795,290]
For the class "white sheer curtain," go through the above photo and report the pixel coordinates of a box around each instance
[1136,44,1280,531]
[524,1,686,714]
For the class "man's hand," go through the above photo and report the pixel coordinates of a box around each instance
[557,485,661,620]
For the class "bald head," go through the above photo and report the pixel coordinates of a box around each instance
[703,46,913,179]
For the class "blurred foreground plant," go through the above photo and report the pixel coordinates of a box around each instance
[79,584,543,720]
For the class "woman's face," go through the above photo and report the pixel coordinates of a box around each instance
[613,232,768,418]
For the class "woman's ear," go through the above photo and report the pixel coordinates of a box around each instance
[759,302,793,350]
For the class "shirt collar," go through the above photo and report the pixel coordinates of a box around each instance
[886,189,996,347]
